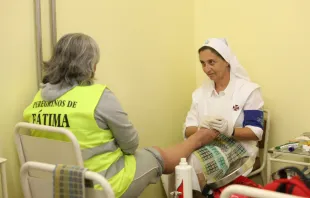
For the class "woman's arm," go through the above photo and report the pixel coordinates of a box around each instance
[95,89,139,154]
[233,127,259,140]
[185,126,198,138]
[183,89,201,138]
[233,88,264,141]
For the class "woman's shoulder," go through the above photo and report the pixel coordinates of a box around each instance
[191,83,213,100]
[192,86,204,98]
[83,83,109,92]
[91,83,108,88]
[234,79,263,104]
[193,86,203,94]
[235,78,260,91]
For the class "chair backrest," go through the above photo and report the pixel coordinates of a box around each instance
[261,109,270,163]
[21,161,115,198]
[258,110,270,149]
[14,122,83,167]
[248,109,270,179]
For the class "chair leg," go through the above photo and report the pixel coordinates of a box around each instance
[260,172,265,186]
[266,153,272,184]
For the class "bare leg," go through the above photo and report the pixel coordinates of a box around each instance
[154,128,219,173]
[193,190,205,198]
[191,174,207,198]
[197,173,207,189]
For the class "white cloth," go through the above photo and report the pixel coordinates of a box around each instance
[203,38,250,81]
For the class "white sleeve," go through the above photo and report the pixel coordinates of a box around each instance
[185,100,199,127]
[243,88,264,141]
[183,90,200,138]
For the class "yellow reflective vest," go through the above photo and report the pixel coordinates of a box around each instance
[23,84,136,197]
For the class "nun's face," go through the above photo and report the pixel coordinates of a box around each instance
[199,49,229,82]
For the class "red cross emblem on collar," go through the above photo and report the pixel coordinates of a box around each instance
[233,105,239,111]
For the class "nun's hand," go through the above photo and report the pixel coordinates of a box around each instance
[196,127,219,146]
[199,116,214,129]
[208,116,234,137]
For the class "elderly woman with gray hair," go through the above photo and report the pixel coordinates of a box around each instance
[23,33,218,197]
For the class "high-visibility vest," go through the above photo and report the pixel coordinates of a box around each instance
[23,84,136,197]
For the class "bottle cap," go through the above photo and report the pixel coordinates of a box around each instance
[180,158,187,165]
[288,147,295,152]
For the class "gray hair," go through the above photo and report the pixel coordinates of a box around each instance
[43,33,100,85]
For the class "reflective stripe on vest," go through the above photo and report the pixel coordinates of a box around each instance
[99,156,125,179]
[81,140,118,161]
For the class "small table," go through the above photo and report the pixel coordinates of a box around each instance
[0,158,8,198]
[267,147,310,183]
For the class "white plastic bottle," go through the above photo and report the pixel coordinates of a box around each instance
[175,158,192,198]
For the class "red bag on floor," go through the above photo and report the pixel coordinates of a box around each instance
[263,167,310,197]
[213,176,262,198]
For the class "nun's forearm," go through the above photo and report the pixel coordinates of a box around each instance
[233,127,259,141]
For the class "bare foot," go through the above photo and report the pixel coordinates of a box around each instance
[194,127,219,147]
